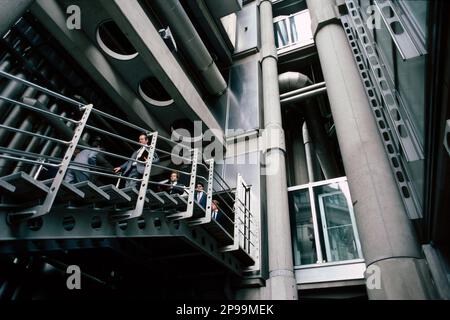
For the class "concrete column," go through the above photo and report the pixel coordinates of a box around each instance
[306,0,437,299]
[0,0,34,37]
[260,0,297,300]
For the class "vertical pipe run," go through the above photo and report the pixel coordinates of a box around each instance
[302,122,317,182]
[260,0,297,300]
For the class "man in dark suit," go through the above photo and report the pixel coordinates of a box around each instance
[65,137,103,183]
[194,182,207,208]
[167,171,186,195]
[211,200,234,236]
[113,133,159,188]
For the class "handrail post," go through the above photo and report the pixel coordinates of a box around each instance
[205,159,214,220]
[167,148,198,220]
[9,104,93,222]
[113,132,158,221]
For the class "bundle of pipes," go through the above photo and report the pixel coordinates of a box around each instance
[278,71,339,181]
[153,0,227,96]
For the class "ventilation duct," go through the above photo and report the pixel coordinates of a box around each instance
[153,0,227,96]
[279,72,339,179]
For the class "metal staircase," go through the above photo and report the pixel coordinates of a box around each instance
[0,71,258,280]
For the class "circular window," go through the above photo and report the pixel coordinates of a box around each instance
[97,20,138,60]
[138,77,173,107]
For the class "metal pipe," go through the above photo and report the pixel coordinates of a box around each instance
[0,94,50,171]
[13,122,53,174]
[260,0,297,300]
[13,102,60,174]
[302,122,316,182]
[289,120,309,186]
[0,73,26,123]
[279,72,339,179]
[153,0,227,96]
[0,87,36,142]
[280,81,326,100]
[0,116,35,175]
[90,108,155,136]
[0,70,82,106]
[280,87,327,105]
[0,0,35,37]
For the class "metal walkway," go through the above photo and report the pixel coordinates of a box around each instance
[0,71,258,276]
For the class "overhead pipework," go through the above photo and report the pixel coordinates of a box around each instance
[279,71,339,180]
[152,0,228,96]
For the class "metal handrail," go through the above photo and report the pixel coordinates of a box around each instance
[0,95,79,123]
[154,147,193,163]
[67,165,142,182]
[76,144,147,164]
[0,70,83,106]
[84,125,149,148]
[0,154,61,167]
[0,125,69,145]
[0,146,63,164]
[150,163,192,176]
[90,108,154,135]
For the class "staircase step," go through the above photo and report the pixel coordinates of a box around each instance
[120,186,149,204]
[193,201,206,218]
[0,172,48,200]
[146,189,164,207]
[41,179,85,202]
[170,193,188,209]
[0,179,15,193]
[73,181,110,203]
[156,191,178,208]
[98,185,132,206]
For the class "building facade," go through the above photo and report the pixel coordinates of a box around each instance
[0,0,449,300]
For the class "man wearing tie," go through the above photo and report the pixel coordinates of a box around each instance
[211,200,220,221]
[194,182,207,208]
[211,200,234,236]
[167,171,186,195]
[113,133,159,188]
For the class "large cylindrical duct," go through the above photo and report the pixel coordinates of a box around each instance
[153,0,227,96]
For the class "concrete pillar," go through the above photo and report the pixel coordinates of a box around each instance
[0,0,34,37]
[260,0,297,300]
[306,0,437,299]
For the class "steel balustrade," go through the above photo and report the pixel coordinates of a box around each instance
[0,70,258,267]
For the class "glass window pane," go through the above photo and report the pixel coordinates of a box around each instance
[289,11,313,45]
[289,189,318,266]
[274,18,289,48]
[374,18,395,80]
[402,0,428,40]
[313,182,361,263]
[396,54,426,146]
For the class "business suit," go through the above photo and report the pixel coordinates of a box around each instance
[212,209,234,236]
[195,191,207,208]
[168,181,186,195]
[119,147,159,188]
[65,149,99,183]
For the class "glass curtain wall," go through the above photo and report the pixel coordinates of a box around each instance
[289,178,363,266]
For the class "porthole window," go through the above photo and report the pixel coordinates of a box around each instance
[138,77,173,107]
[97,20,138,60]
